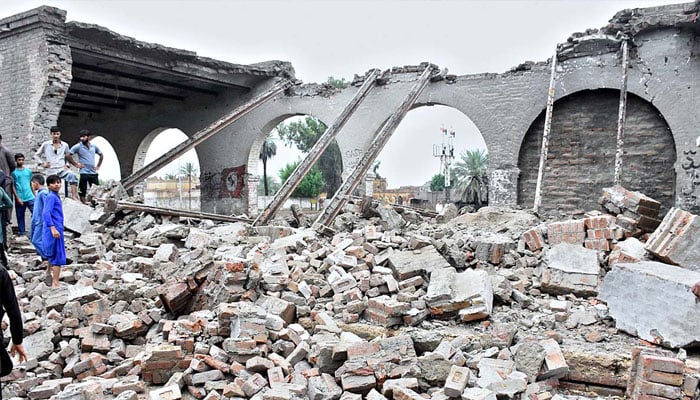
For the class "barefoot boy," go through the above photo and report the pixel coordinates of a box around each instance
[42,175,66,288]
[30,174,48,269]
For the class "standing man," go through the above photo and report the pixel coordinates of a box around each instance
[33,126,79,201]
[11,154,34,236]
[70,129,103,203]
[42,175,66,288]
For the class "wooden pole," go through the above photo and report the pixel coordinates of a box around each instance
[614,40,629,186]
[533,50,558,213]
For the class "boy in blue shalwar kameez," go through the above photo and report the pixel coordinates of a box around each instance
[30,174,49,267]
[42,175,66,288]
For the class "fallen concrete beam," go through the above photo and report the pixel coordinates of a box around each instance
[599,261,700,348]
[121,78,294,190]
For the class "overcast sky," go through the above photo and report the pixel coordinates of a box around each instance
[1,0,682,186]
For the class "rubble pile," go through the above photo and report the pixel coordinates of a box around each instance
[1,185,699,400]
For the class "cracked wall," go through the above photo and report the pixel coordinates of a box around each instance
[0,3,697,216]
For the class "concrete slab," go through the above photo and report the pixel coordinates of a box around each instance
[540,243,600,296]
[599,261,700,348]
[62,198,93,234]
[387,245,450,280]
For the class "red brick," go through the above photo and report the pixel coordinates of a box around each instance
[639,354,685,374]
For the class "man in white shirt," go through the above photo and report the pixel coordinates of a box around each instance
[33,126,80,201]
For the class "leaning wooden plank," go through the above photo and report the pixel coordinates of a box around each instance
[121,78,294,190]
[314,64,435,227]
[254,69,380,226]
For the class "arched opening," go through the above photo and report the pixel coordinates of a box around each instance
[90,136,122,181]
[374,104,487,210]
[517,89,676,216]
[249,114,340,213]
[134,128,201,211]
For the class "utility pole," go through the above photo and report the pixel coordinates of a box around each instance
[433,126,455,201]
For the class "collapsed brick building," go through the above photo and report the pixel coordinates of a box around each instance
[1,3,700,400]
[0,3,698,217]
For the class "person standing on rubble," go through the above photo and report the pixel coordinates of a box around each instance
[11,154,35,237]
[69,129,103,204]
[33,126,80,201]
[30,175,48,270]
[42,175,66,288]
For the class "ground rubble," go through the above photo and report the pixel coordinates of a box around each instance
[1,185,699,400]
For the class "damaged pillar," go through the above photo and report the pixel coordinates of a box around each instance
[489,167,519,208]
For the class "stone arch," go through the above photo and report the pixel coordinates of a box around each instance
[132,128,201,202]
[247,113,337,214]
[90,136,122,181]
[374,103,487,197]
[132,127,170,174]
[517,89,676,216]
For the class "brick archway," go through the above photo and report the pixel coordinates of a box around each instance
[517,89,676,216]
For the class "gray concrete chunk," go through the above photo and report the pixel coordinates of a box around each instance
[599,261,700,348]
[540,243,600,296]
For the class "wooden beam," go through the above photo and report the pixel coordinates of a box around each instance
[533,50,558,214]
[314,64,435,227]
[73,62,222,95]
[614,40,629,186]
[68,88,154,105]
[108,200,252,223]
[120,79,294,190]
[72,77,185,101]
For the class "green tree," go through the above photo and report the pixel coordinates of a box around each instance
[259,136,277,196]
[276,116,342,196]
[178,162,199,210]
[279,161,324,198]
[257,175,281,196]
[430,174,446,192]
[452,149,489,208]
[164,173,176,180]
[326,76,347,89]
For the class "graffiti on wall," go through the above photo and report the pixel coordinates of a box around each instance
[679,138,700,212]
[219,165,246,198]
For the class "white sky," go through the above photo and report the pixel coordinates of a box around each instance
[1,0,682,186]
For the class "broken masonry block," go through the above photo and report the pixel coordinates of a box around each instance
[426,267,493,320]
[546,220,586,246]
[540,243,600,297]
[537,338,569,380]
[387,245,449,280]
[522,227,545,251]
[644,207,700,271]
[599,261,700,348]
[444,365,470,397]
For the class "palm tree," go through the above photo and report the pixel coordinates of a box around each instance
[259,136,277,196]
[452,149,489,209]
[178,162,199,210]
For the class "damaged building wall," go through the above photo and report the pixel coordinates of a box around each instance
[517,89,676,216]
[0,6,71,156]
[0,3,697,217]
